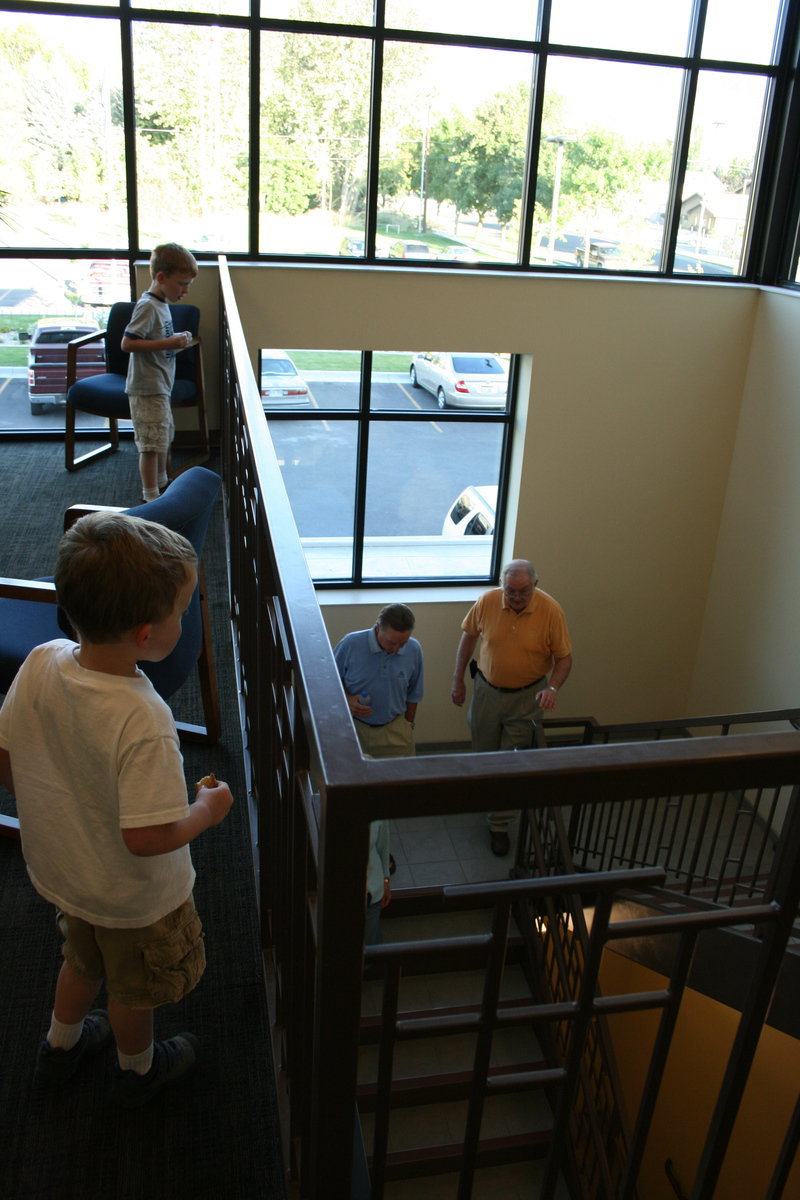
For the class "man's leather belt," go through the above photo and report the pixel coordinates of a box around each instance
[476,667,545,694]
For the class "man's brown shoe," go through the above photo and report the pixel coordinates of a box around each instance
[490,830,510,857]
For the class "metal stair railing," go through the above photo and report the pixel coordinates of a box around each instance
[516,783,800,1200]
[363,857,800,1200]
[518,802,631,1200]
[543,708,800,747]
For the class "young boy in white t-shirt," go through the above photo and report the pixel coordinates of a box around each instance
[0,511,233,1108]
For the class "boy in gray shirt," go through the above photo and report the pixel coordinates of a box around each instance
[122,243,198,501]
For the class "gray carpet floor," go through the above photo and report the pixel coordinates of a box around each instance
[0,439,286,1200]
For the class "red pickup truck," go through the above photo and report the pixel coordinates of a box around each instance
[27,318,107,415]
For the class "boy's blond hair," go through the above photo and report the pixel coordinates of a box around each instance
[150,242,198,279]
[55,512,196,643]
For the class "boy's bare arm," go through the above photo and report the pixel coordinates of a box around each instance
[0,747,14,794]
[121,331,192,354]
[122,777,233,857]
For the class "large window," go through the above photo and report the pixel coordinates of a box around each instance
[259,348,513,585]
[1,2,797,274]
[2,0,800,581]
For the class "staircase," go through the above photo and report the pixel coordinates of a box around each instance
[358,903,572,1199]
[351,805,800,1200]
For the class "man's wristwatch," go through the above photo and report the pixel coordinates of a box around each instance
[547,685,558,693]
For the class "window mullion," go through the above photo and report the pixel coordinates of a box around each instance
[351,351,373,584]
[120,10,140,258]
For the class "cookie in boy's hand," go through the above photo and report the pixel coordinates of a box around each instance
[195,772,217,792]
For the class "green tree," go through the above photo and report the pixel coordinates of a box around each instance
[435,83,530,236]
[261,27,371,219]
[0,21,126,225]
[417,113,471,230]
[555,129,671,264]
[262,140,318,216]
[716,156,752,194]
[378,148,414,209]
[132,22,249,230]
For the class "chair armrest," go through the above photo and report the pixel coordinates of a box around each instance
[66,328,107,389]
[0,578,57,603]
[64,503,123,531]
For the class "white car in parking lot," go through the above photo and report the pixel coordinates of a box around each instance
[409,352,508,409]
[260,350,311,409]
[442,485,497,537]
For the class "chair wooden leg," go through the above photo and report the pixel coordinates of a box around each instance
[174,563,221,746]
[65,411,120,472]
[65,401,77,471]
[194,352,210,458]
[171,356,210,473]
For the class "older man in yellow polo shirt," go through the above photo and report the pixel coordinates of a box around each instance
[451,559,573,857]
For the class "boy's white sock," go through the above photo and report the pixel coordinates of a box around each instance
[47,1014,83,1051]
[118,1044,154,1075]
[143,488,160,502]
[158,473,169,488]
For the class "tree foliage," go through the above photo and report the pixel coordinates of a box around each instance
[0,10,691,253]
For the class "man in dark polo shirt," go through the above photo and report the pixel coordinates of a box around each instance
[450,559,573,856]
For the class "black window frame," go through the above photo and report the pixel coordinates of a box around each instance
[4,0,800,589]
[263,349,517,590]
[0,0,797,280]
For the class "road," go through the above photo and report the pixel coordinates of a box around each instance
[0,371,507,537]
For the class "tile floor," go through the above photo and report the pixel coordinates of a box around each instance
[388,809,520,892]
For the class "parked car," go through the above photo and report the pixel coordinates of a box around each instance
[27,317,104,415]
[260,350,311,409]
[387,241,433,260]
[339,235,365,257]
[442,485,497,537]
[437,244,480,263]
[574,239,622,268]
[409,352,508,410]
[535,232,584,262]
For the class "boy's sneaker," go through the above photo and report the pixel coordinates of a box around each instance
[35,1010,112,1083]
[111,1033,199,1109]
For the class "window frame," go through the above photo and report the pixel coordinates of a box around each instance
[262,349,518,589]
[0,0,797,280]
[4,0,800,585]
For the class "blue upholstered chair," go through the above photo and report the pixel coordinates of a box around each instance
[64,301,209,472]
[0,466,222,838]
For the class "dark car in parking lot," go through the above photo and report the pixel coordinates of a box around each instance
[27,317,105,415]
[575,239,622,268]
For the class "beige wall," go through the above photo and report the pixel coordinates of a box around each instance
[223,263,786,742]
[689,286,800,716]
[601,950,800,1200]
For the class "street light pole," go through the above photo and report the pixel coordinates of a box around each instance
[419,96,433,234]
[545,135,574,264]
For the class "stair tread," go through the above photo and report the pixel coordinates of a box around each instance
[360,1090,554,1153]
